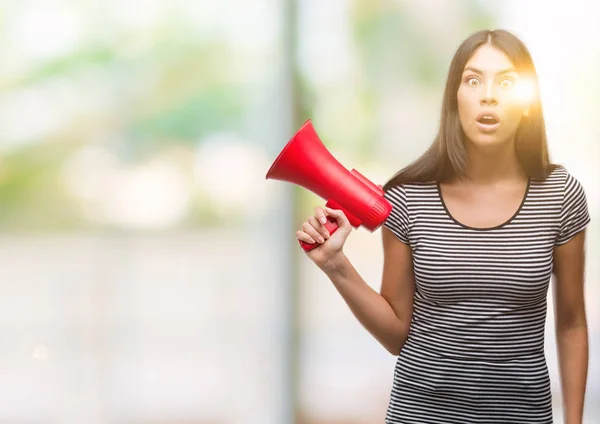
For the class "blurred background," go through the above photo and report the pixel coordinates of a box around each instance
[0,0,598,423]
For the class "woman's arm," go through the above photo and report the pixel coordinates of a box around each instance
[320,225,415,355]
[552,230,589,424]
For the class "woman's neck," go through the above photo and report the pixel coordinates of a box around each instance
[461,141,526,185]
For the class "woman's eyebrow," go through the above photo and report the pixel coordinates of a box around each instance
[463,66,517,75]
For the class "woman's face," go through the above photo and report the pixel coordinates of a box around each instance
[457,44,530,149]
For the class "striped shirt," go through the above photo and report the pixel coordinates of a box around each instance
[382,165,590,424]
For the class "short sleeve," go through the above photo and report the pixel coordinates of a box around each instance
[383,184,410,244]
[555,173,591,246]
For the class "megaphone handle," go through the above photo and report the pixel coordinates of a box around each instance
[298,217,339,251]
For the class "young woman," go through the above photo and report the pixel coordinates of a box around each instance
[296,29,590,423]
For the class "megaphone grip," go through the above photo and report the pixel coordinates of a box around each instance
[298,217,339,251]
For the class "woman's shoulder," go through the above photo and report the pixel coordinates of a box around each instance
[544,165,591,244]
[384,180,439,210]
[543,164,569,180]
[385,180,438,193]
[534,164,584,190]
[531,165,590,219]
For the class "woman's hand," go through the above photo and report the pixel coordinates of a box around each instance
[296,206,352,269]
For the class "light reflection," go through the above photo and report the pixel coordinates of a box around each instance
[31,344,49,361]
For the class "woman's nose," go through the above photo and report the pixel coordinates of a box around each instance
[480,83,498,106]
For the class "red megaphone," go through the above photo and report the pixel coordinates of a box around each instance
[265,119,392,251]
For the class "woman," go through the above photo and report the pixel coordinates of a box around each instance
[296,29,590,423]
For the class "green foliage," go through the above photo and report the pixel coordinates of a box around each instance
[130,85,245,144]
[17,47,117,86]
[0,1,498,231]
[0,143,83,231]
[352,2,447,88]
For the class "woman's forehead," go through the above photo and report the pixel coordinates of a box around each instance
[463,45,517,74]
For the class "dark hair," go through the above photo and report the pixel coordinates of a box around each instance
[383,29,556,191]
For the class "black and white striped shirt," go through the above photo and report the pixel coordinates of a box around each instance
[382,165,590,424]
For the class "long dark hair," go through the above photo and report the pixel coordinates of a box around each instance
[383,29,556,192]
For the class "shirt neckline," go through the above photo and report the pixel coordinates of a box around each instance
[436,178,531,231]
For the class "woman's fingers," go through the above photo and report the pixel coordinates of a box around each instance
[325,207,350,228]
[296,230,316,244]
[308,215,330,240]
[295,206,338,247]
[302,221,325,244]
[315,207,328,225]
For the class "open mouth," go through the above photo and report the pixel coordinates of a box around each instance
[477,116,498,125]
[475,113,500,132]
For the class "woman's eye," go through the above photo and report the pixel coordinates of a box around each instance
[500,79,513,88]
[467,77,480,86]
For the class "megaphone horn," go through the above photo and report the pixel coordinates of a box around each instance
[266,119,392,251]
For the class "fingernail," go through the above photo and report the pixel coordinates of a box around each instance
[318,236,324,243]
[320,217,327,224]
